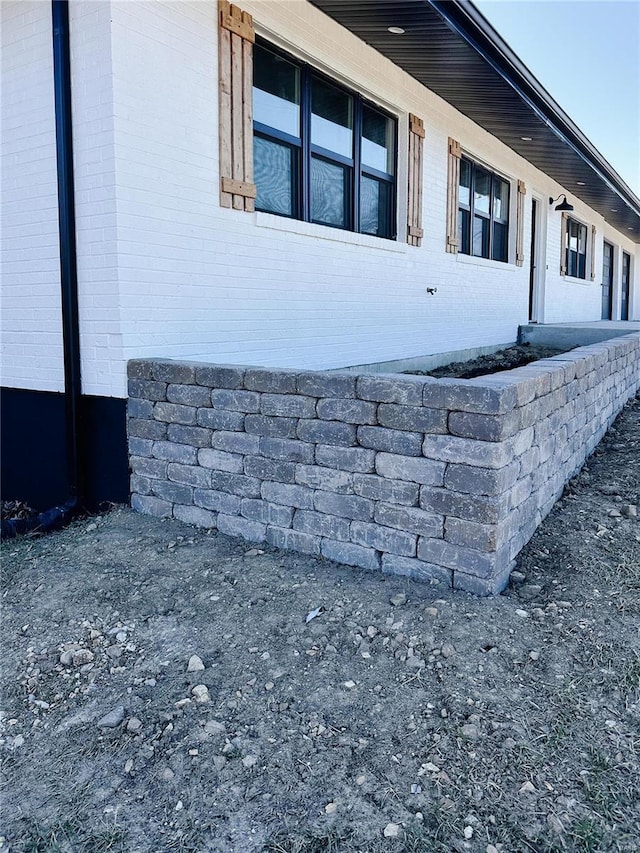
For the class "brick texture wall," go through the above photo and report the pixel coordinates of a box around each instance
[127,333,639,594]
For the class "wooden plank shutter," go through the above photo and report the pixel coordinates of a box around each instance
[515,180,526,267]
[560,212,568,275]
[219,1,256,211]
[407,114,425,246]
[590,224,596,280]
[446,137,461,253]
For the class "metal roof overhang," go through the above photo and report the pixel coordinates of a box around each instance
[309,0,640,243]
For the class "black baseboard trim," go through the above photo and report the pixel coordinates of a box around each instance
[1,387,128,512]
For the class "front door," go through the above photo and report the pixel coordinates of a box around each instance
[601,241,614,319]
[621,252,630,321]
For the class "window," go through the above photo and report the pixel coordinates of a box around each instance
[253,42,397,239]
[565,217,588,279]
[458,157,510,262]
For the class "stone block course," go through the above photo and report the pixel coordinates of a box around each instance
[153,402,196,425]
[317,397,377,424]
[357,426,422,456]
[197,409,245,431]
[378,403,448,434]
[316,445,376,473]
[128,334,639,595]
[211,389,260,413]
[375,453,445,486]
[297,419,357,447]
[167,383,212,407]
[261,394,317,418]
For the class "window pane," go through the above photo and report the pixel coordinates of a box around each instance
[458,208,470,254]
[311,156,347,227]
[311,77,353,158]
[473,214,490,258]
[474,168,491,214]
[568,250,578,277]
[253,45,300,137]
[254,136,294,216]
[578,223,587,254]
[492,177,509,222]
[361,176,391,237]
[492,221,508,262]
[362,107,394,174]
[568,219,579,252]
[459,159,471,207]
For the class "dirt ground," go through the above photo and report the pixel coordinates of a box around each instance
[409,345,570,379]
[1,397,639,853]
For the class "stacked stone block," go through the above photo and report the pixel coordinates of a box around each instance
[128,332,639,594]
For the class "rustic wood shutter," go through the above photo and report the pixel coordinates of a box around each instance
[219,1,256,211]
[407,114,425,246]
[446,137,461,253]
[515,180,526,267]
[590,224,596,280]
[560,212,568,275]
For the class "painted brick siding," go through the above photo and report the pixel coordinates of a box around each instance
[127,332,640,594]
[1,1,64,392]
[2,0,638,397]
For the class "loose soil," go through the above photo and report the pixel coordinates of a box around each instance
[408,344,570,379]
[1,398,639,853]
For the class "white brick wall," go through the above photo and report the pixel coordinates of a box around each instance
[2,0,638,399]
[1,1,64,392]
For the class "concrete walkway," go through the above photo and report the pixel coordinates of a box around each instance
[519,320,640,348]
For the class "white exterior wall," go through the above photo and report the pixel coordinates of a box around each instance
[1,0,64,392]
[2,0,638,399]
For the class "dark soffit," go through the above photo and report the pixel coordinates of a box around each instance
[308,0,640,243]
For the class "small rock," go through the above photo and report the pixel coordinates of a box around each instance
[441,642,456,658]
[608,508,622,518]
[383,822,401,838]
[213,756,226,771]
[106,645,123,659]
[621,504,637,518]
[519,780,536,794]
[464,826,473,839]
[461,724,479,739]
[510,570,526,584]
[389,593,407,607]
[344,680,356,689]
[97,706,126,728]
[242,755,258,768]
[191,685,211,704]
[355,774,366,785]
[59,649,76,666]
[204,720,225,736]
[187,655,205,672]
[515,609,529,618]
[425,606,438,616]
[487,846,499,853]
[529,651,540,661]
[72,649,94,667]
[124,759,134,774]
[175,800,183,811]
[325,802,337,814]
[161,768,175,781]
[126,717,142,733]
[410,783,422,794]
[503,738,517,750]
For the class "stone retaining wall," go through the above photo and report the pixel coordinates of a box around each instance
[127,333,640,594]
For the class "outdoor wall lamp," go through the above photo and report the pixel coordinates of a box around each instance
[549,194,574,211]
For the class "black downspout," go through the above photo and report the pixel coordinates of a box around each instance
[52,0,84,510]
[2,1,86,538]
